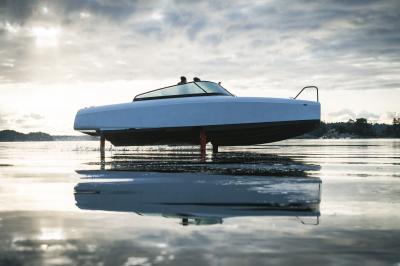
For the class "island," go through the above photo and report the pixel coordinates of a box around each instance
[0,130,53,142]
[0,130,98,142]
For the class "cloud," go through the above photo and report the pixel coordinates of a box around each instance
[0,111,45,131]
[328,109,356,121]
[357,111,380,120]
[380,111,400,123]
[0,112,9,127]
[328,109,384,122]
[329,108,356,118]
[27,113,44,120]
[0,0,398,94]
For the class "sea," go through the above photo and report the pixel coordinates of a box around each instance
[0,139,399,266]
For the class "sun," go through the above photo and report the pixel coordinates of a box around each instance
[31,26,61,48]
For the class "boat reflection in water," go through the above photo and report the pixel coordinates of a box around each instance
[74,170,321,226]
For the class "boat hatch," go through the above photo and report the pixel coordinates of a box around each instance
[134,81,234,101]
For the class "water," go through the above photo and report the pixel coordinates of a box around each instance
[0,140,399,265]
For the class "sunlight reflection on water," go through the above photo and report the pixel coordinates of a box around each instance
[0,139,399,265]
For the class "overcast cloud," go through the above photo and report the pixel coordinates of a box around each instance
[0,0,399,132]
[0,0,399,88]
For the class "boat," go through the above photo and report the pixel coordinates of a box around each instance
[75,170,321,225]
[74,80,320,148]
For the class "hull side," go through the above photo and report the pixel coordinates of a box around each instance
[104,119,320,146]
[74,96,320,131]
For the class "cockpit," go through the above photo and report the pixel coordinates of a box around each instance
[134,81,233,101]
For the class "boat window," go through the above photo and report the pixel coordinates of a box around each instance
[134,81,233,101]
[135,83,204,100]
[195,81,232,95]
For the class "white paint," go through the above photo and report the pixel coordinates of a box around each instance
[74,96,320,131]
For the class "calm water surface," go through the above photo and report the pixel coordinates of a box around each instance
[0,139,399,265]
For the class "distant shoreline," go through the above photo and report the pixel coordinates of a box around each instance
[1,119,399,142]
[0,130,98,142]
[303,119,400,139]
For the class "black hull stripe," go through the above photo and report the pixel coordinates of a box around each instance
[101,120,320,146]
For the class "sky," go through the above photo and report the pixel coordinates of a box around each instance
[0,0,399,134]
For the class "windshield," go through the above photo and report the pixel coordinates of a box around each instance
[195,81,232,95]
[134,81,232,101]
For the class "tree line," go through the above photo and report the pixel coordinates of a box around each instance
[306,118,400,138]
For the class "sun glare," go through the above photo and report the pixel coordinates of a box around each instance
[80,12,91,19]
[42,6,49,15]
[38,228,65,241]
[31,26,61,48]
[5,22,20,34]
[151,11,164,21]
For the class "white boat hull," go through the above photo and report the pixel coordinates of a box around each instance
[74,96,320,146]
